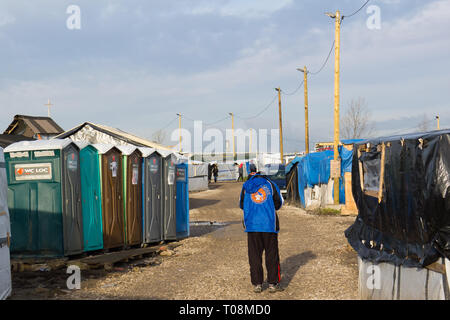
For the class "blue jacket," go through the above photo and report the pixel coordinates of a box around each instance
[239,173,283,233]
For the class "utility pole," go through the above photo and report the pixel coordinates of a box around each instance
[229,112,236,161]
[45,99,53,117]
[176,113,182,153]
[436,115,440,130]
[297,67,309,154]
[327,10,341,205]
[275,88,284,164]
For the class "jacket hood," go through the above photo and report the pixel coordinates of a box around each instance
[243,175,267,194]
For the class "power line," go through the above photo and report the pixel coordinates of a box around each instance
[234,94,278,121]
[309,40,335,76]
[342,0,371,20]
[282,80,304,96]
[156,116,178,132]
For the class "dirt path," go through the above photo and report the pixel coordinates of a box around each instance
[9,182,359,300]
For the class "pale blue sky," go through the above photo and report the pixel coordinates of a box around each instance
[0,0,449,152]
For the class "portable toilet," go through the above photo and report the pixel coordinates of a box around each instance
[77,143,103,252]
[4,139,83,258]
[0,146,12,300]
[176,162,189,239]
[161,150,177,241]
[117,145,142,246]
[140,147,163,244]
[92,144,125,250]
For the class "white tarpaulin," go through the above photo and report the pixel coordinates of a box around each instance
[358,256,450,300]
[188,161,208,192]
[0,146,11,300]
[217,163,238,181]
[303,179,334,209]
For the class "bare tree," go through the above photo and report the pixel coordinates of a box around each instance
[417,113,430,132]
[341,97,375,140]
[151,129,167,144]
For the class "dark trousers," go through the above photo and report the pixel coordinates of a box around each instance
[247,232,281,286]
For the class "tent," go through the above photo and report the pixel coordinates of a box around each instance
[345,130,450,299]
[285,146,353,208]
[0,146,11,299]
[188,161,208,192]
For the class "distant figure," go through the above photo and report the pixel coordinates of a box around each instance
[237,163,244,182]
[239,165,284,293]
[212,163,219,183]
[208,163,212,183]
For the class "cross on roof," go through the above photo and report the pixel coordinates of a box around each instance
[45,99,53,117]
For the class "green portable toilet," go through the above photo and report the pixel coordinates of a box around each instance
[4,139,83,258]
[76,142,103,252]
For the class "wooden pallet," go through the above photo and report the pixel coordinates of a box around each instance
[10,242,181,272]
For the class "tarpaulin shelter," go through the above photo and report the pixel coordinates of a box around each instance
[188,161,208,192]
[345,130,450,299]
[285,146,353,208]
[54,122,173,152]
[0,146,12,300]
[4,139,83,258]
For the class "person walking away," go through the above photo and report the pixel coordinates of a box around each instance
[213,163,219,183]
[239,167,284,293]
[237,163,244,182]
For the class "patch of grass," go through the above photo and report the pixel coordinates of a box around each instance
[308,207,341,216]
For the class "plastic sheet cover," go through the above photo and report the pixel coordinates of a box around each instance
[285,146,353,207]
[345,130,450,268]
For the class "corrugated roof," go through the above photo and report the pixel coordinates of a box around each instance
[54,122,174,151]
[3,115,64,136]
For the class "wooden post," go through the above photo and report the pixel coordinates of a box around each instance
[333,10,341,205]
[304,66,310,154]
[276,88,284,164]
[378,142,386,203]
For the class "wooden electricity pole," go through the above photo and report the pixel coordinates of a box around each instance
[297,67,309,154]
[326,10,341,205]
[275,88,284,164]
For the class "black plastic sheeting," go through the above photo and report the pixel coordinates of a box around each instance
[345,130,450,268]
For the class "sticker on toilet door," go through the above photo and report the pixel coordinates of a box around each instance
[132,164,139,185]
[110,156,118,177]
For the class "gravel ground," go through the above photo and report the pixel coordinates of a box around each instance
[8,182,359,300]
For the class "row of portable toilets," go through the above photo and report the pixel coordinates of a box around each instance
[3,139,189,258]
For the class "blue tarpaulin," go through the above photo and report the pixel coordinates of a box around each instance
[285,146,353,207]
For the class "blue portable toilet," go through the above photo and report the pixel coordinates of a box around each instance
[175,162,189,239]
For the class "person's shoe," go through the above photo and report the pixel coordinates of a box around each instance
[268,283,284,293]
[253,284,262,293]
